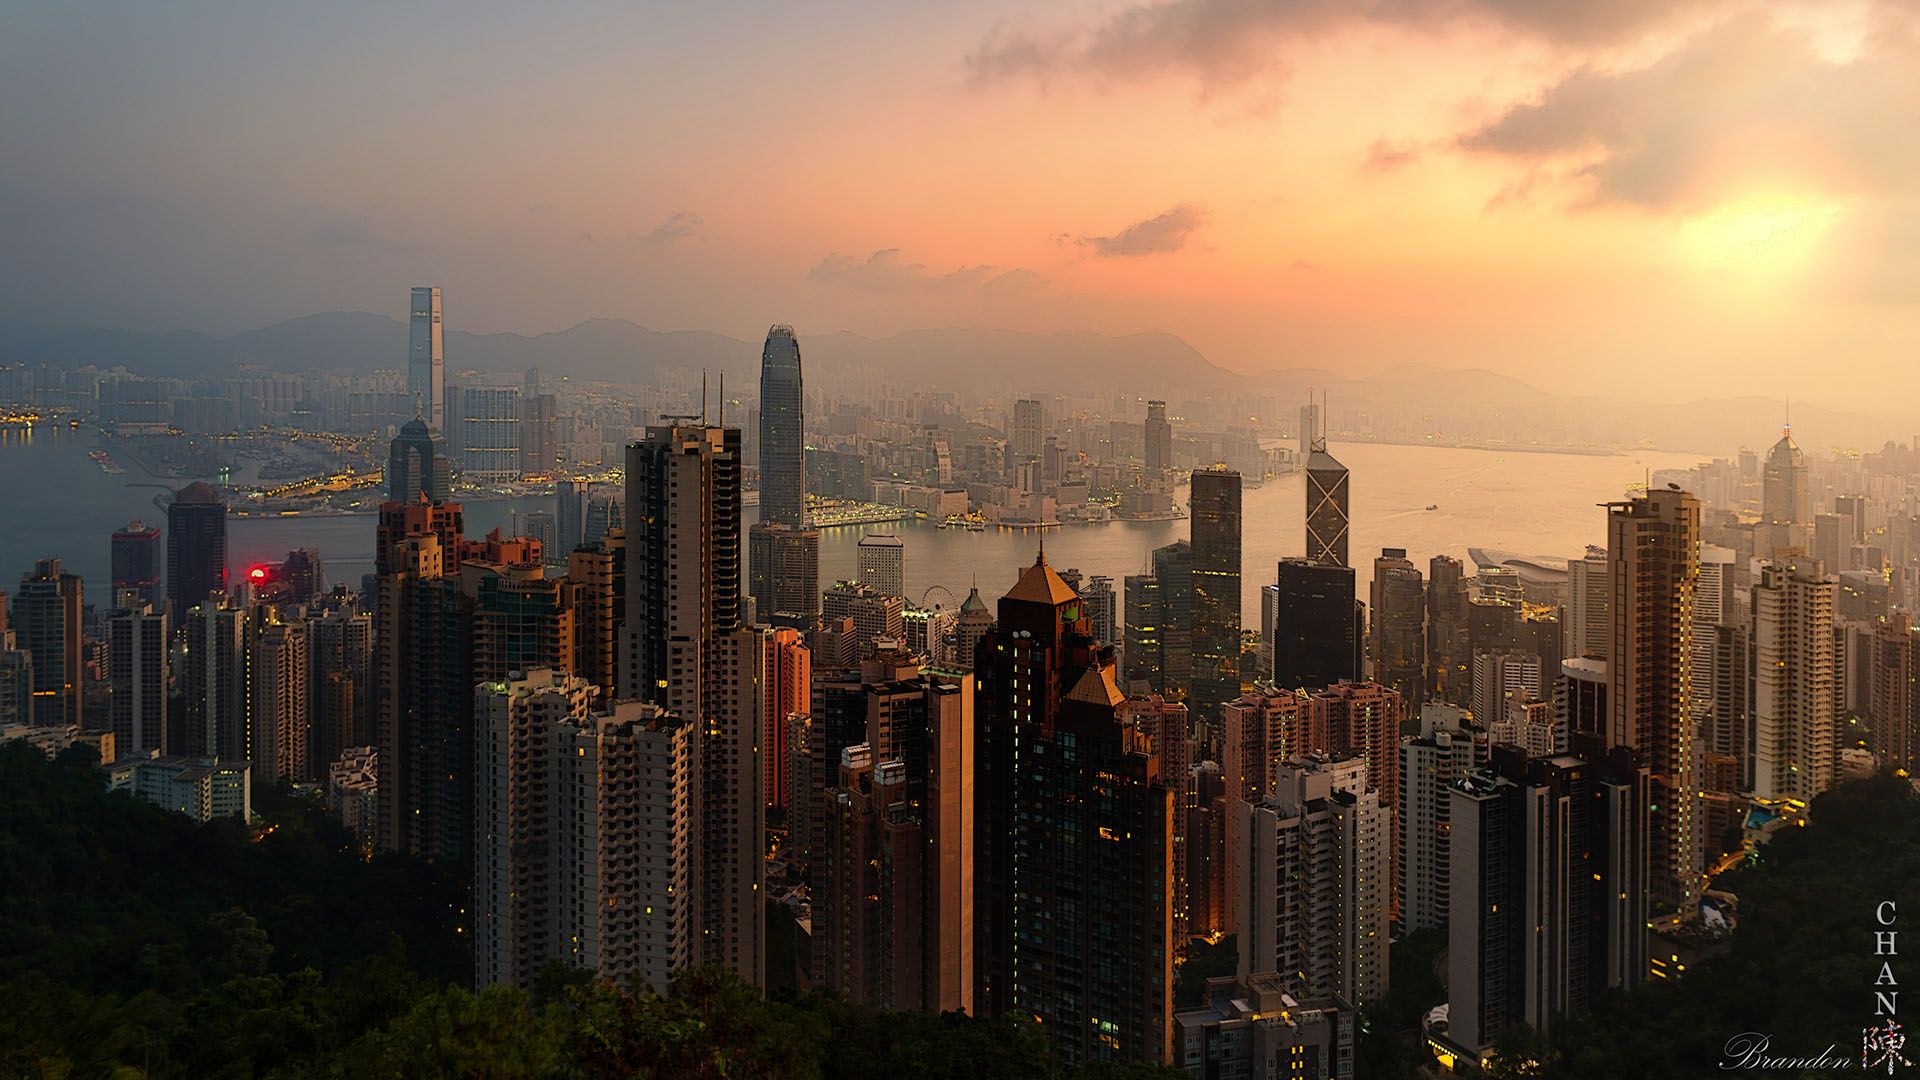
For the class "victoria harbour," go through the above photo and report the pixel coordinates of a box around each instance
[0,423,1700,625]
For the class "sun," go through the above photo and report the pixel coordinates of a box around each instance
[1678,196,1843,278]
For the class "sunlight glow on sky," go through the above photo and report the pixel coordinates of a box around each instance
[1,1,1917,404]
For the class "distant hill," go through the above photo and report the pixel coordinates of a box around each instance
[0,313,1908,453]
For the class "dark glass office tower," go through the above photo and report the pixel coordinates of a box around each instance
[1272,557,1359,691]
[1370,548,1425,711]
[759,325,806,528]
[389,418,451,504]
[1189,467,1242,720]
[166,481,227,614]
[1153,540,1192,697]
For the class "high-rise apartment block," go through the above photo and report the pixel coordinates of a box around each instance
[13,558,84,728]
[474,670,692,995]
[108,603,168,757]
[1605,487,1702,908]
[620,421,763,984]
[1749,557,1836,802]
[1444,743,1648,1059]
[1237,754,1390,1008]
[976,554,1173,1066]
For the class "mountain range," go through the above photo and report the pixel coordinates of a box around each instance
[0,312,1905,454]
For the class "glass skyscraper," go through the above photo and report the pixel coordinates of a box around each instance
[409,286,445,428]
[758,325,806,527]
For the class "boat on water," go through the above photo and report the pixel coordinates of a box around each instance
[1425,504,1438,511]
[89,449,125,475]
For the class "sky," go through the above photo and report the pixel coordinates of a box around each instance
[2,0,1917,403]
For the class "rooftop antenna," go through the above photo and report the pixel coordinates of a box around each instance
[718,372,725,427]
[701,370,708,425]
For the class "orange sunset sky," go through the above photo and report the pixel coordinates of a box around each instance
[3,1,1917,404]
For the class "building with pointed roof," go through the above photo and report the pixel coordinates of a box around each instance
[975,548,1174,1067]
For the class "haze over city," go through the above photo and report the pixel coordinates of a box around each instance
[5,2,1919,408]
[5,4,1920,1079]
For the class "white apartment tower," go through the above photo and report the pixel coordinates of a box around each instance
[1237,754,1391,1008]
[1749,558,1837,802]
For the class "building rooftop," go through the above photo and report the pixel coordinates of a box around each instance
[1003,549,1078,606]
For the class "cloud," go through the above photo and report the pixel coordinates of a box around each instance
[967,0,1720,91]
[1079,204,1208,256]
[808,249,1045,293]
[1362,138,1420,172]
[1458,13,1920,211]
[639,211,703,246]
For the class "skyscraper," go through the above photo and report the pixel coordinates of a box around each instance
[1370,548,1425,711]
[1566,546,1609,660]
[855,532,905,599]
[1144,399,1172,473]
[1762,425,1811,530]
[621,422,743,700]
[308,608,373,769]
[759,325,807,528]
[1445,744,1648,1058]
[1872,614,1920,775]
[473,670,692,995]
[1606,487,1701,907]
[555,480,590,557]
[1011,398,1043,465]
[1220,687,1308,935]
[1189,467,1243,721]
[1305,431,1350,569]
[447,384,523,482]
[408,286,445,428]
[251,615,311,782]
[809,655,974,1014]
[976,552,1173,1066]
[1081,574,1117,647]
[1401,717,1476,933]
[178,596,248,760]
[1152,540,1192,696]
[167,481,227,615]
[1272,558,1359,691]
[620,420,763,984]
[111,521,161,608]
[13,558,83,727]
[762,627,810,813]
[1238,754,1390,1007]
[108,603,168,756]
[1749,557,1836,802]
[1427,555,1471,703]
[389,418,452,505]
